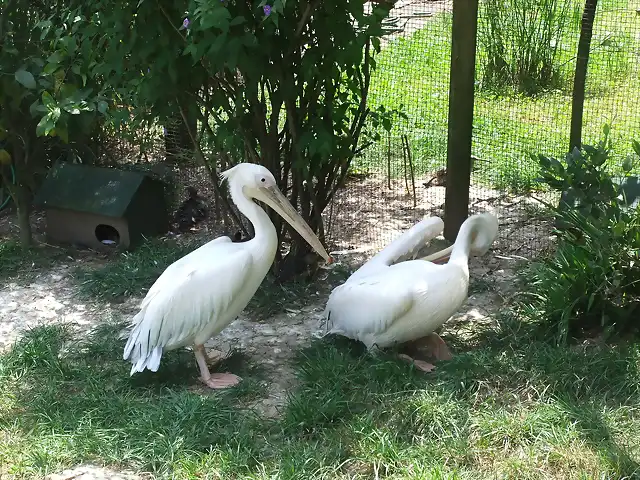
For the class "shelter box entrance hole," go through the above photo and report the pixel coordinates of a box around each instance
[34,162,170,250]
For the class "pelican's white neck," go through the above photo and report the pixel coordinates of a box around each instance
[449,220,475,267]
[227,180,277,253]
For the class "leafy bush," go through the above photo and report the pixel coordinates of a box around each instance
[522,127,640,343]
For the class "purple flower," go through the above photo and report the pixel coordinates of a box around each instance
[263,4,271,16]
[182,17,190,29]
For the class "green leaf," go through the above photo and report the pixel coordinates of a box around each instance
[35,115,51,137]
[97,101,108,114]
[42,91,56,108]
[229,16,246,26]
[14,69,37,89]
[43,62,60,75]
[613,221,626,237]
[55,126,69,143]
[199,8,232,31]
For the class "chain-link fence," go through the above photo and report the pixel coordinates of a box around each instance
[327,0,640,259]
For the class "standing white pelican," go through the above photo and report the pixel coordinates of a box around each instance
[123,163,332,389]
[324,212,498,372]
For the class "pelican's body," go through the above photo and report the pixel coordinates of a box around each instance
[123,163,331,388]
[324,213,498,370]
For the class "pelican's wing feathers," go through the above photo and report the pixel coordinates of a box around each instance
[325,266,427,340]
[351,216,444,280]
[123,237,254,374]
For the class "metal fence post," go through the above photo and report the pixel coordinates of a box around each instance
[569,0,599,151]
[443,0,480,241]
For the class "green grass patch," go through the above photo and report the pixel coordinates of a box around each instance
[0,322,266,478]
[361,3,640,193]
[0,240,68,284]
[280,325,640,479]
[1,316,639,478]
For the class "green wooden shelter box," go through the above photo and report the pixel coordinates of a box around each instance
[34,162,169,250]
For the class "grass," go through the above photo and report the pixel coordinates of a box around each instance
[0,322,266,478]
[73,237,203,301]
[1,314,639,478]
[360,0,640,193]
[0,240,69,284]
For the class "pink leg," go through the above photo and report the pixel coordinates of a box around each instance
[194,344,241,389]
[405,332,453,361]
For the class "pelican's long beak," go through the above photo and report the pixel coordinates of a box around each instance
[421,245,453,264]
[257,185,333,264]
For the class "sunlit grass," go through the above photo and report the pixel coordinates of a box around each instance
[1,316,639,478]
[361,2,640,193]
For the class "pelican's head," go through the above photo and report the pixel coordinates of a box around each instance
[467,212,499,256]
[422,212,498,264]
[221,163,333,264]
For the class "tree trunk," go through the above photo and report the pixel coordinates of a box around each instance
[8,142,33,248]
[15,182,32,248]
[164,108,197,164]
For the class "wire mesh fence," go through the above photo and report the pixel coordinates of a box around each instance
[327,0,640,259]
[324,0,453,257]
[90,0,640,262]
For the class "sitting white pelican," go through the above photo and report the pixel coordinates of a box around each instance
[123,163,331,389]
[324,212,498,372]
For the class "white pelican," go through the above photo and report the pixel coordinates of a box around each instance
[123,163,332,389]
[324,212,498,372]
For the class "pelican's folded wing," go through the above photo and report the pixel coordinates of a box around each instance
[324,272,422,342]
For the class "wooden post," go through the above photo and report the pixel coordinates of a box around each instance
[569,0,598,151]
[443,0,479,241]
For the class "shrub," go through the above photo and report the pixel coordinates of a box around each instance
[522,127,640,343]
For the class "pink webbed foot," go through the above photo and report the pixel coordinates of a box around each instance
[201,372,242,389]
[398,353,437,373]
[193,344,241,389]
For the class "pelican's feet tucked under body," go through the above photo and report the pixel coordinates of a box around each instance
[397,332,453,373]
[194,344,242,389]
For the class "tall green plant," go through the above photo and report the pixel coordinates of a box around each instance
[479,0,580,95]
[522,128,640,343]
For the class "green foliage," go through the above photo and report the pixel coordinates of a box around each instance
[0,0,111,245]
[478,0,580,95]
[0,2,108,148]
[65,0,404,259]
[522,128,640,343]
